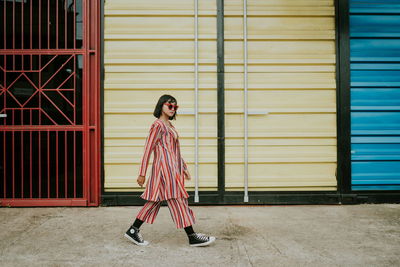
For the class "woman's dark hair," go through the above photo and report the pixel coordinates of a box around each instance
[153,94,178,120]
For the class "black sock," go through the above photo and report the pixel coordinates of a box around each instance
[184,225,194,236]
[132,218,144,229]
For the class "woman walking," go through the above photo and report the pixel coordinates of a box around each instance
[124,94,216,247]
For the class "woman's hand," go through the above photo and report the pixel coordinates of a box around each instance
[137,175,146,187]
[183,169,191,180]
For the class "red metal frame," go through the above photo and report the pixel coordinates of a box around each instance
[0,0,101,207]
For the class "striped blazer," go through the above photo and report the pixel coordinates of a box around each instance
[138,119,189,201]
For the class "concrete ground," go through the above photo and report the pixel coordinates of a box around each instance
[1,204,399,267]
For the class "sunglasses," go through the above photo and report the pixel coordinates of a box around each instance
[164,103,179,111]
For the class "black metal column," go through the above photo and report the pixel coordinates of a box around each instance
[336,0,352,202]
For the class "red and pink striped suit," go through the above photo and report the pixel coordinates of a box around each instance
[138,119,189,201]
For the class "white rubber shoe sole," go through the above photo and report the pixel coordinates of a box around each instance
[124,233,149,246]
[190,236,216,247]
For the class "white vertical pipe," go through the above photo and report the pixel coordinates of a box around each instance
[194,0,199,202]
[243,0,249,202]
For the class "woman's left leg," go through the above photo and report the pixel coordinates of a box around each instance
[166,198,215,246]
[166,197,196,229]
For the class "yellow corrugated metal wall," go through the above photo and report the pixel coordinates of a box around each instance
[103,0,218,192]
[104,0,337,194]
[224,0,337,191]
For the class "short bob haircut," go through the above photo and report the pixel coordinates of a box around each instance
[153,94,178,120]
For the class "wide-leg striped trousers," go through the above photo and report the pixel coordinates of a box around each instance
[136,198,196,229]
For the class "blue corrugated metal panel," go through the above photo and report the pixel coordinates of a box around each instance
[352,136,400,143]
[350,0,400,190]
[350,15,400,37]
[352,185,400,190]
[352,161,400,190]
[351,112,400,135]
[350,0,400,14]
[350,39,400,62]
[352,144,400,160]
[351,88,400,110]
[350,70,400,87]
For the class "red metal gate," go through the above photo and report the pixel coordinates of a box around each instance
[0,0,100,206]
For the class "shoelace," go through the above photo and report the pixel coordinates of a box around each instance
[133,228,144,242]
[193,233,209,242]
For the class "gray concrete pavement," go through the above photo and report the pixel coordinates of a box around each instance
[1,204,399,266]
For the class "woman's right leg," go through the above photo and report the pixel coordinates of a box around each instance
[135,200,162,225]
[166,198,196,229]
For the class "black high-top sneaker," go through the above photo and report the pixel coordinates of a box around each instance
[124,225,149,246]
[188,232,216,247]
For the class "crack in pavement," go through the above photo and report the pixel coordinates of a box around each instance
[241,240,254,267]
[260,234,283,255]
